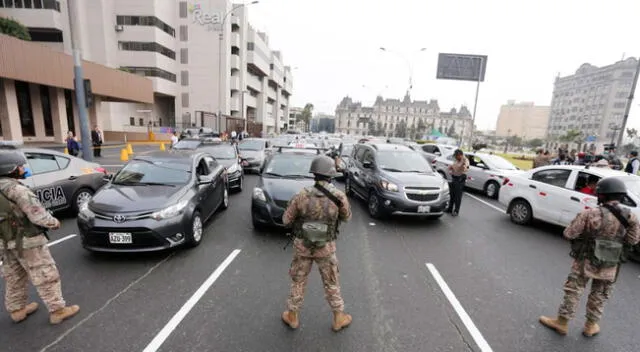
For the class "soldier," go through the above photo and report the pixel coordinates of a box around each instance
[281,155,352,332]
[539,177,640,336]
[446,149,469,216]
[0,149,80,324]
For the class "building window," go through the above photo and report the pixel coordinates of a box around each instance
[40,85,54,136]
[119,66,176,82]
[138,118,144,126]
[181,71,189,86]
[118,41,176,60]
[179,1,187,18]
[247,42,254,51]
[15,81,35,137]
[116,15,175,37]
[180,48,188,64]
[181,93,189,108]
[179,25,188,41]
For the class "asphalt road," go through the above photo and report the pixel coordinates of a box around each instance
[2,172,640,352]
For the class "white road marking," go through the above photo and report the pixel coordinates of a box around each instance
[464,193,505,213]
[47,234,77,247]
[142,249,242,352]
[426,263,493,352]
[102,164,124,167]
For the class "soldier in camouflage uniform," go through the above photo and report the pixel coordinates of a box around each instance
[0,149,80,324]
[281,155,352,332]
[539,177,640,337]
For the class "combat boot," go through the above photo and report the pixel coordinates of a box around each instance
[10,302,39,323]
[332,311,352,332]
[281,310,299,329]
[539,315,569,335]
[583,321,600,337]
[50,305,80,325]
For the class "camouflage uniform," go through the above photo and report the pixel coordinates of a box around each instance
[533,154,550,168]
[282,181,351,313]
[0,178,66,314]
[558,204,640,323]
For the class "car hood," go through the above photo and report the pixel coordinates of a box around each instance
[260,177,314,203]
[239,150,263,159]
[381,171,444,188]
[89,183,187,213]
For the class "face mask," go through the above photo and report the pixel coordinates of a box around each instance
[22,167,32,179]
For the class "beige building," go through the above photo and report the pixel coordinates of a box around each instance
[495,100,550,139]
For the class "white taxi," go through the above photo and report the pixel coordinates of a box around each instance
[499,165,640,227]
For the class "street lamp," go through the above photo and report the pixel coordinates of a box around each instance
[379,47,426,93]
[217,1,259,134]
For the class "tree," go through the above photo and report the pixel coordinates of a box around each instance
[417,118,426,135]
[0,17,31,41]
[408,124,416,141]
[527,138,544,148]
[506,135,523,147]
[375,122,384,136]
[447,123,456,137]
[559,129,582,142]
[627,128,638,140]
[367,120,376,136]
[297,103,314,132]
[394,120,407,138]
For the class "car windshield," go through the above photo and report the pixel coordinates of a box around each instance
[207,145,237,159]
[172,140,200,149]
[112,160,191,185]
[341,144,353,156]
[238,140,265,151]
[483,155,518,170]
[377,151,434,174]
[263,155,314,178]
[624,177,640,199]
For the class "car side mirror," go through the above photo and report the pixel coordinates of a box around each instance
[434,151,441,156]
[363,161,373,169]
[197,175,214,185]
[103,174,113,181]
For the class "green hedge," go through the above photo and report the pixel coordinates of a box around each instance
[0,17,31,41]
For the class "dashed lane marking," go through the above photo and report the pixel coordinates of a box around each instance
[426,263,494,352]
[0,234,77,266]
[142,249,242,352]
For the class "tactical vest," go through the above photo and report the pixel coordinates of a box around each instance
[294,186,340,250]
[624,158,638,174]
[570,206,629,269]
[0,183,43,255]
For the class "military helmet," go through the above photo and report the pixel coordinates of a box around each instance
[0,149,26,176]
[309,155,338,177]
[596,177,626,195]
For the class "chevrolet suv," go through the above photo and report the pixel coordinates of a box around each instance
[344,143,449,219]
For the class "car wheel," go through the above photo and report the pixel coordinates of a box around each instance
[368,192,384,219]
[186,211,203,248]
[510,199,532,225]
[220,187,229,210]
[345,177,353,197]
[72,188,93,213]
[484,181,500,199]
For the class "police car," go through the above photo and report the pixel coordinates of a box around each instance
[1,142,108,213]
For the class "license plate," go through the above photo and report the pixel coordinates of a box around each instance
[417,205,431,213]
[109,233,132,244]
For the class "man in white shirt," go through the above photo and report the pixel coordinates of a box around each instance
[170,132,179,148]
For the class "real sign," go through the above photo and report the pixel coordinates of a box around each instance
[189,3,221,31]
[436,53,488,82]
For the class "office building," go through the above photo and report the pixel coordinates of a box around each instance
[495,100,550,139]
[546,57,638,151]
[0,0,293,140]
[335,93,473,140]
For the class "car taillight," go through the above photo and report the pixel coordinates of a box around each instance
[95,167,107,175]
[502,178,509,186]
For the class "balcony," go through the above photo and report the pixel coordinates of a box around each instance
[0,7,64,31]
[244,94,257,108]
[247,75,262,91]
[247,51,269,76]
[150,78,178,97]
[231,32,241,48]
[231,55,241,70]
[230,75,241,91]
[230,97,240,112]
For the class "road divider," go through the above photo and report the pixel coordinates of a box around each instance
[464,193,505,213]
[143,249,242,352]
[426,263,493,352]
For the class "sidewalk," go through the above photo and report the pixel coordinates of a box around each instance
[25,140,171,152]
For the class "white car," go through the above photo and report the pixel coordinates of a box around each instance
[499,165,640,227]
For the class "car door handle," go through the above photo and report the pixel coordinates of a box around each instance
[529,185,537,189]
[570,196,580,202]
[68,176,78,180]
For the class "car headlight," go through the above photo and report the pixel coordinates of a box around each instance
[227,163,240,173]
[78,202,95,221]
[151,200,189,220]
[253,187,267,202]
[442,180,450,192]
[380,179,399,192]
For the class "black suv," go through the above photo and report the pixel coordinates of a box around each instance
[344,143,450,219]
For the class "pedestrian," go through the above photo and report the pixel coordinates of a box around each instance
[91,125,103,158]
[533,148,549,168]
[446,149,469,216]
[0,149,80,324]
[539,177,640,337]
[574,152,587,166]
[65,131,80,157]
[170,131,179,148]
[281,155,352,332]
[624,151,639,175]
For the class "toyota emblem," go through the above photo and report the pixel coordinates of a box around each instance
[113,215,127,223]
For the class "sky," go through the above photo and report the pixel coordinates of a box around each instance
[246,0,640,131]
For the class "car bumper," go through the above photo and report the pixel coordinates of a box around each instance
[378,189,450,216]
[251,199,286,228]
[77,213,190,252]
[242,159,263,171]
[228,170,243,188]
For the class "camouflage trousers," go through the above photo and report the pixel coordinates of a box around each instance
[2,245,66,313]
[287,252,344,312]
[558,271,614,323]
